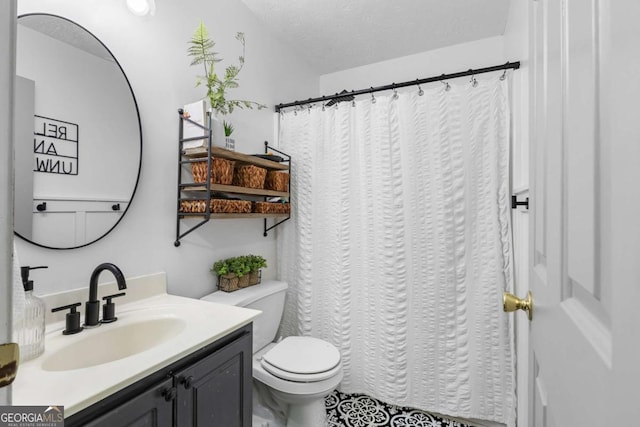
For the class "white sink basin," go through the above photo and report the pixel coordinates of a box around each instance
[13,281,261,417]
[41,316,186,371]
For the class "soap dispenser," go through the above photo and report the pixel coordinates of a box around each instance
[19,266,48,361]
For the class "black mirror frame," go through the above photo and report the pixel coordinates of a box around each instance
[15,13,143,250]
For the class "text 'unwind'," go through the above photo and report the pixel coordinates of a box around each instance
[33,115,79,175]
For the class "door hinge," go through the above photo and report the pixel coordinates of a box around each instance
[512,195,529,210]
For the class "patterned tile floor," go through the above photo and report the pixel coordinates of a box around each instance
[325,390,474,427]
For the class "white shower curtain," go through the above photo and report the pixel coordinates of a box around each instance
[277,76,515,426]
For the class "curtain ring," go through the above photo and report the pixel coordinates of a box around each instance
[392,86,399,100]
[442,81,451,92]
[370,88,376,104]
[352,99,356,107]
[417,83,424,96]
[322,103,325,111]
[500,69,507,81]
[470,75,478,88]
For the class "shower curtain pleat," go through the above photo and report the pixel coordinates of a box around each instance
[277,77,515,427]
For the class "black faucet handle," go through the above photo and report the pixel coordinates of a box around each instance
[51,302,81,313]
[101,292,126,324]
[51,302,83,335]
[102,292,126,302]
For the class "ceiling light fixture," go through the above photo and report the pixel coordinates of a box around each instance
[126,0,156,16]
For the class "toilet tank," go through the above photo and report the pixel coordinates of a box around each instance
[200,280,288,353]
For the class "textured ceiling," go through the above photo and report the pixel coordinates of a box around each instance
[241,0,510,74]
[19,15,115,63]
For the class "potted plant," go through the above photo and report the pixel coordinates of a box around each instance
[247,255,267,286]
[212,255,267,292]
[212,255,252,292]
[223,120,235,151]
[188,23,266,116]
[212,258,236,292]
[229,256,251,288]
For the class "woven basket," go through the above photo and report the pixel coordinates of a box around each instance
[211,199,251,213]
[253,202,290,215]
[248,270,262,286]
[265,171,289,192]
[218,273,240,292]
[238,274,250,288]
[179,200,208,213]
[233,165,267,189]
[180,199,252,214]
[191,158,235,185]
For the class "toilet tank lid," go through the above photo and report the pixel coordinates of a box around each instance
[200,280,288,307]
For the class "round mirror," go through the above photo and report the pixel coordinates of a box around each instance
[14,14,142,249]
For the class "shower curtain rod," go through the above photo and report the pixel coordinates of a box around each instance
[275,61,520,112]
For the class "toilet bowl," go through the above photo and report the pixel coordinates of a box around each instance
[201,280,342,427]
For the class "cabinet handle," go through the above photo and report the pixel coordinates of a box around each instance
[181,376,194,390]
[162,387,177,402]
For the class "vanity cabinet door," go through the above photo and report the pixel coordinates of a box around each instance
[175,331,252,427]
[84,377,174,427]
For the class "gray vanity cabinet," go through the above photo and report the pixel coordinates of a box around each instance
[175,330,252,426]
[84,377,174,427]
[66,324,252,427]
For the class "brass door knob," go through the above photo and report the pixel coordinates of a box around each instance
[0,343,19,388]
[503,291,533,321]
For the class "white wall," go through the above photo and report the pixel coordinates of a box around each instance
[14,0,319,298]
[320,36,506,95]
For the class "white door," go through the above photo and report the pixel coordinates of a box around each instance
[527,0,640,426]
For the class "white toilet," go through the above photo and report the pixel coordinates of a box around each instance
[201,280,343,427]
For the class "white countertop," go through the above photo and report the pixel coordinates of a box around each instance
[12,284,259,417]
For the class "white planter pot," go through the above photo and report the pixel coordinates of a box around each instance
[210,112,227,149]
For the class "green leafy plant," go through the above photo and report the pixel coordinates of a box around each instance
[212,259,230,276]
[223,120,234,137]
[247,255,267,272]
[212,254,266,277]
[188,22,266,115]
[228,256,250,278]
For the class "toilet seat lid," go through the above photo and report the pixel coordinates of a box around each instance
[261,336,341,377]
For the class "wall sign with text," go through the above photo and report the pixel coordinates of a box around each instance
[33,115,79,175]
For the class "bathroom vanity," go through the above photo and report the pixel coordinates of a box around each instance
[68,324,252,426]
[11,273,259,427]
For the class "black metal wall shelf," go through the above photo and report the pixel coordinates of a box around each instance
[175,110,291,246]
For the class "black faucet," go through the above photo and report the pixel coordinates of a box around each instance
[84,263,127,327]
